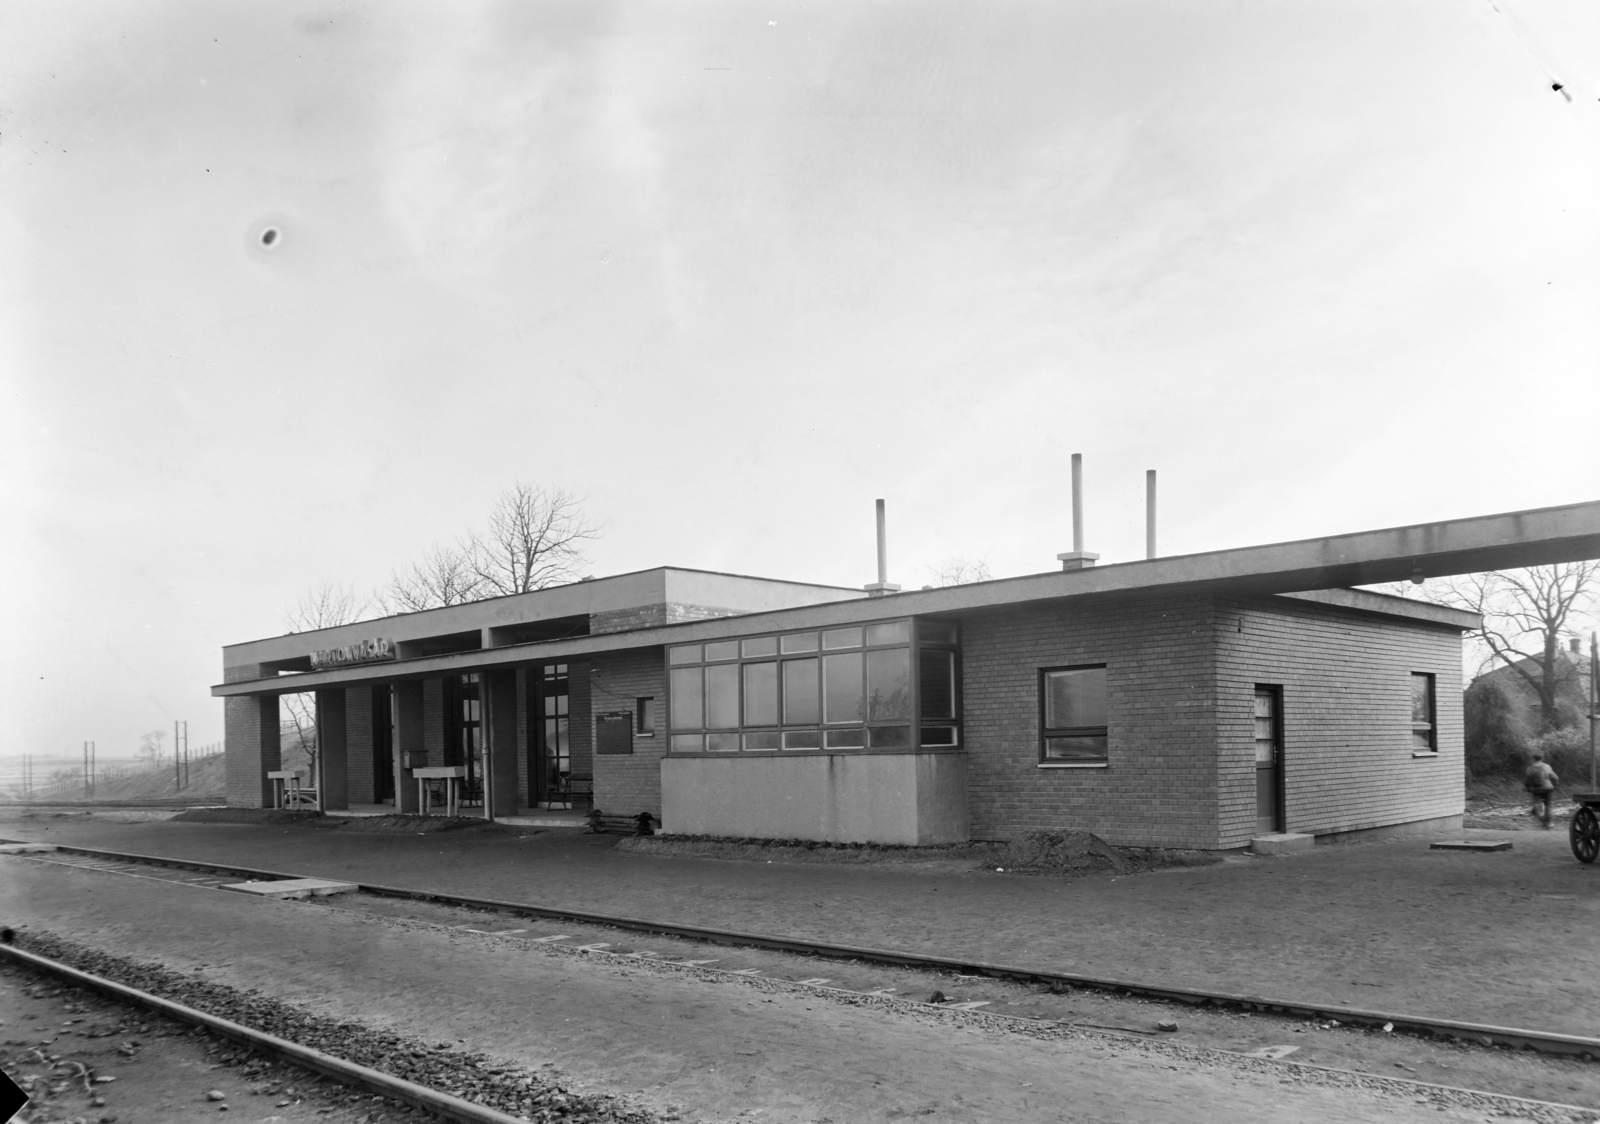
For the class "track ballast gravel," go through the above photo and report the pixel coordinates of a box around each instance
[9,929,659,1124]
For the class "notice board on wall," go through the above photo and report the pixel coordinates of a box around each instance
[596,712,633,755]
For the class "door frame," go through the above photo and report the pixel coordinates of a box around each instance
[1254,684,1285,835]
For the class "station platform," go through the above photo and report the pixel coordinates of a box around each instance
[325,804,591,828]
[1,807,1593,1041]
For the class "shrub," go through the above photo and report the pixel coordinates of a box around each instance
[1464,678,1530,778]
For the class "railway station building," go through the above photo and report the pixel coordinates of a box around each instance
[212,501,1600,850]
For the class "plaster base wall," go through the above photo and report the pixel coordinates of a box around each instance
[660,752,969,845]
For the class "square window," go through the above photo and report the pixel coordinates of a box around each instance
[1041,665,1108,764]
[636,697,655,736]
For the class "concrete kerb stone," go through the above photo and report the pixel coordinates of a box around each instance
[1249,833,1314,856]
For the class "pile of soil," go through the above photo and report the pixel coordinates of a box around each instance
[621,830,1219,877]
[336,814,514,835]
[171,807,331,826]
[169,807,514,834]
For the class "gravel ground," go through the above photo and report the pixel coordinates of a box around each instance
[6,931,659,1124]
[7,920,1598,1124]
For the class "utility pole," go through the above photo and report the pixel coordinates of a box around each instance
[83,740,96,798]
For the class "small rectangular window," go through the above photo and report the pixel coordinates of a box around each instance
[704,640,739,662]
[824,728,866,749]
[669,645,702,665]
[1041,665,1109,765]
[671,733,704,753]
[783,658,820,724]
[743,731,781,751]
[823,627,863,650]
[782,730,821,750]
[636,697,655,736]
[919,649,955,720]
[920,726,958,747]
[781,632,819,654]
[706,732,740,752]
[822,651,864,723]
[869,725,912,749]
[919,619,958,645]
[741,636,778,658]
[1410,673,1437,753]
[670,667,703,730]
[706,664,740,729]
[743,662,778,727]
[865,620,910,646]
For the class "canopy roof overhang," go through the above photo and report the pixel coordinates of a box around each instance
[213,498,1599,698]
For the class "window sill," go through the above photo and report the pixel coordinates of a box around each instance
[1038,762,1108,769]
[1412,751,1440,759]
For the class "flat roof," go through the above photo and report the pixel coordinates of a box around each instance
[207,497,1600,697]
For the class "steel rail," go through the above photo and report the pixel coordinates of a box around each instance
[0,943,529,1124]
[28,841,1600,1060]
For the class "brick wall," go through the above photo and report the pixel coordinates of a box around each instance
[590,603,743,635]
[589,648,667,819]
[1213,595,1465,847]
[346,685,376,804]
[422,677,445,766]
[569,661,593,783]
[223,664,280,808]
[961,596,1220,848]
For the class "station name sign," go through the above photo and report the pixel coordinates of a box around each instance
[310,638,395,671]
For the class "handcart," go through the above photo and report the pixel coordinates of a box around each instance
[1571,793,1600,863]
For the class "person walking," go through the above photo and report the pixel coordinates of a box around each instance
[1525,752,1560,829]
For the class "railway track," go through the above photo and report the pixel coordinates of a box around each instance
[8,838,1598,1062]
[6,840,1600,1123]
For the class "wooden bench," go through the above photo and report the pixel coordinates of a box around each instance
[550,774,593,809]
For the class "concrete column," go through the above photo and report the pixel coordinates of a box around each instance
[315,689,348,811]
[224,694,280,808]
[393,681,423,814]
[484,669,520,819]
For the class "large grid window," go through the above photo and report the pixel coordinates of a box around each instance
[1410,673,1437,754]
[1040,665,1108,766]
[668,618,959,753]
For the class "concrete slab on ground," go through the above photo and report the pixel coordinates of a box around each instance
[220,877,358,899]
[1431,840,1514,852]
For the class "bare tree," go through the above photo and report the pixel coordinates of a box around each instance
[1398,563,1598,733]
[382,543,485,612]
[928,556,993,587]
[468,483,599,596]
[286,579,369,634]
[281,579,372,786]
[138,729,168,769]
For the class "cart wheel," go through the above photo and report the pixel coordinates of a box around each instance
[1571,806,1600,864]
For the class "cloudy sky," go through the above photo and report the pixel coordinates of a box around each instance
[2,0,1596,756]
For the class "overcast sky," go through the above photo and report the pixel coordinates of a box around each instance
[2,0,1596,757]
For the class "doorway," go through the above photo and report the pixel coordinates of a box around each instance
[531,664,570,807]
[373,685,395,804]
[1253,686,1284,834]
